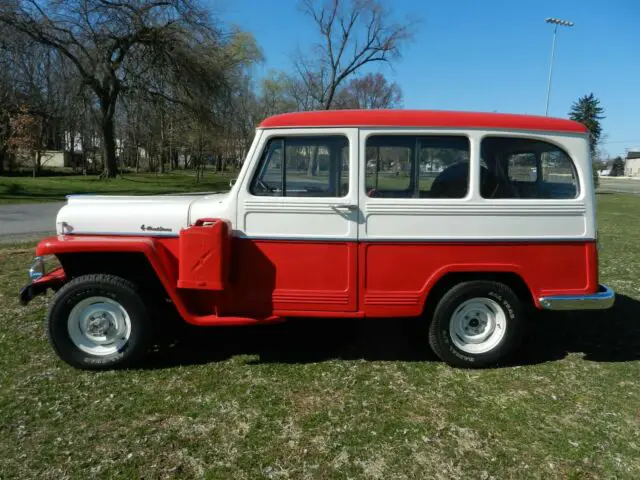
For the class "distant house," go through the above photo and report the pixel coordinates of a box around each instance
[598,166,612,176]
[625,150,640,177]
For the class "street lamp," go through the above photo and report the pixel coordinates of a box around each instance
[544,17,574,116]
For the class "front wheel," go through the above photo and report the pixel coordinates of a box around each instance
[428,281,526,368]
[47,274,153,370]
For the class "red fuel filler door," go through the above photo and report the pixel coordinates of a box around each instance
[177,218,231,290]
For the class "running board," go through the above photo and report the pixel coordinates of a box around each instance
[187,315,286,327]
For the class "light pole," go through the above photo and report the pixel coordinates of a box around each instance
[545,17,574,116]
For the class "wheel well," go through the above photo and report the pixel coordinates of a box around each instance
[56,252,169,301]
[423,271,534,316]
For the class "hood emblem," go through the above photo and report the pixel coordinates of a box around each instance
[141,224,172,233]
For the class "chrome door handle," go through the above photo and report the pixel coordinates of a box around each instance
[331,203,357,211]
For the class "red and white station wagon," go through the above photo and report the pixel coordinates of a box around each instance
[20,110,615,369]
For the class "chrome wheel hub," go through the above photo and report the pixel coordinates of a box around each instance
[68,297,132,356]
[449,297,507,354]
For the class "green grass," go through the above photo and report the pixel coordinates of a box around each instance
[1,194,640,478]
[0,171,236,204]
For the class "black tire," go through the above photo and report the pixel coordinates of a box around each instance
[46,274,153,370]
[428,281,526,368]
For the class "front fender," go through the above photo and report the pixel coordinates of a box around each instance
[31,235,184,314]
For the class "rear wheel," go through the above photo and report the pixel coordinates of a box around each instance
[428,281,526,368]
[47,274,152,370]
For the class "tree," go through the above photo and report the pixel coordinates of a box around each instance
[7,105,40,176]
[295,0,413,110]
[0,0,257,178]
[333,72,402,109]
[257,71,299,118]
[611,156,625,177]
[569,93,605,188]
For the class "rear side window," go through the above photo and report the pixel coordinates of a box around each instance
[365,135,470,198]
[480,137,579,199]
[251,136,349,197]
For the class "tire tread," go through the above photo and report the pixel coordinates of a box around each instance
[46,273,151,370]
[428,280,525,368]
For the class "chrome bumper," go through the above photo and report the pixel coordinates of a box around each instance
[539,284,615,311]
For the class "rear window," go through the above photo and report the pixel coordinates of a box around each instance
[480,137,579,199]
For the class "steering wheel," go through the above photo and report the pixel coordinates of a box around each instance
[255,179,275,193]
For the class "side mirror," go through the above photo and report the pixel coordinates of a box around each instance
[229,179,236,188]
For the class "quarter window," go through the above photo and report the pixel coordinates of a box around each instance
[366,135,470,198]
[251,136,349,197]
[480,137,579,199]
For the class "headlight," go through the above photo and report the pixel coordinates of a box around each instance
[28,256,45,281]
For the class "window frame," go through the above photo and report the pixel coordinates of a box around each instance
[248,133,351,199]
[478,134,581,201]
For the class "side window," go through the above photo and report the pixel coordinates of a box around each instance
[480,137,579,199]
[419,137,470,198]
[365,137,412,197]
[366,135,470,198]
[251,136,349,197]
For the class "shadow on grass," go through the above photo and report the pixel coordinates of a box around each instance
[140,294,640,370]
[516,294,640,364]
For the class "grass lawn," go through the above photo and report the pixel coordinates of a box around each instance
[1,193,639,479]
[0,171,236,204]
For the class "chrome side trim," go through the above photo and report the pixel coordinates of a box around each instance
[539,284,615,311]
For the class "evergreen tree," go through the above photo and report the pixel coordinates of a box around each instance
[569,93,605,188]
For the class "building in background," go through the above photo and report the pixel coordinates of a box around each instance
[625,148,640,177]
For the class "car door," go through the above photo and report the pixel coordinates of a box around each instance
[233,128,359,314]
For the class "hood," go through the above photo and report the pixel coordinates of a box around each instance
[56,193,220,237]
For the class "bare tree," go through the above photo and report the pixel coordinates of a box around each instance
[0,0,257,178]
[296,0,412,109]
[333,72,402,109]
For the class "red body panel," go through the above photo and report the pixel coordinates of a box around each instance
[358,241,598,317]
[177,219,231,290]
[220,239,358,316]
[36,235,598,325]
[259,110,588,134]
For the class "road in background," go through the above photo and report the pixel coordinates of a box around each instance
[599,177,640,195]
[0,202,63,244]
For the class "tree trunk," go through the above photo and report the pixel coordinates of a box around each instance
[101,116,118,178]
[159,112,165,174]
[307,146,319,176]
[168,115,173,171]
[100,94,118,178]
[33,151,39,178]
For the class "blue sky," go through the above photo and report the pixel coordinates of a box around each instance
[216,0,638,157]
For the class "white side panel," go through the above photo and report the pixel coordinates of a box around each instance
[236,128,359,240]
[359,128,595,241]
[56,194,203,236]
[365,208,587,239]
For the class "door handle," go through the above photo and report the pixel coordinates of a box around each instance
[331,203,357,211]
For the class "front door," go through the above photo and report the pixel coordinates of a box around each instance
[234,128,359,314]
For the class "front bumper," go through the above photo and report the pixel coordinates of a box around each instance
[539,284,615,311]
[19,267,67,306]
